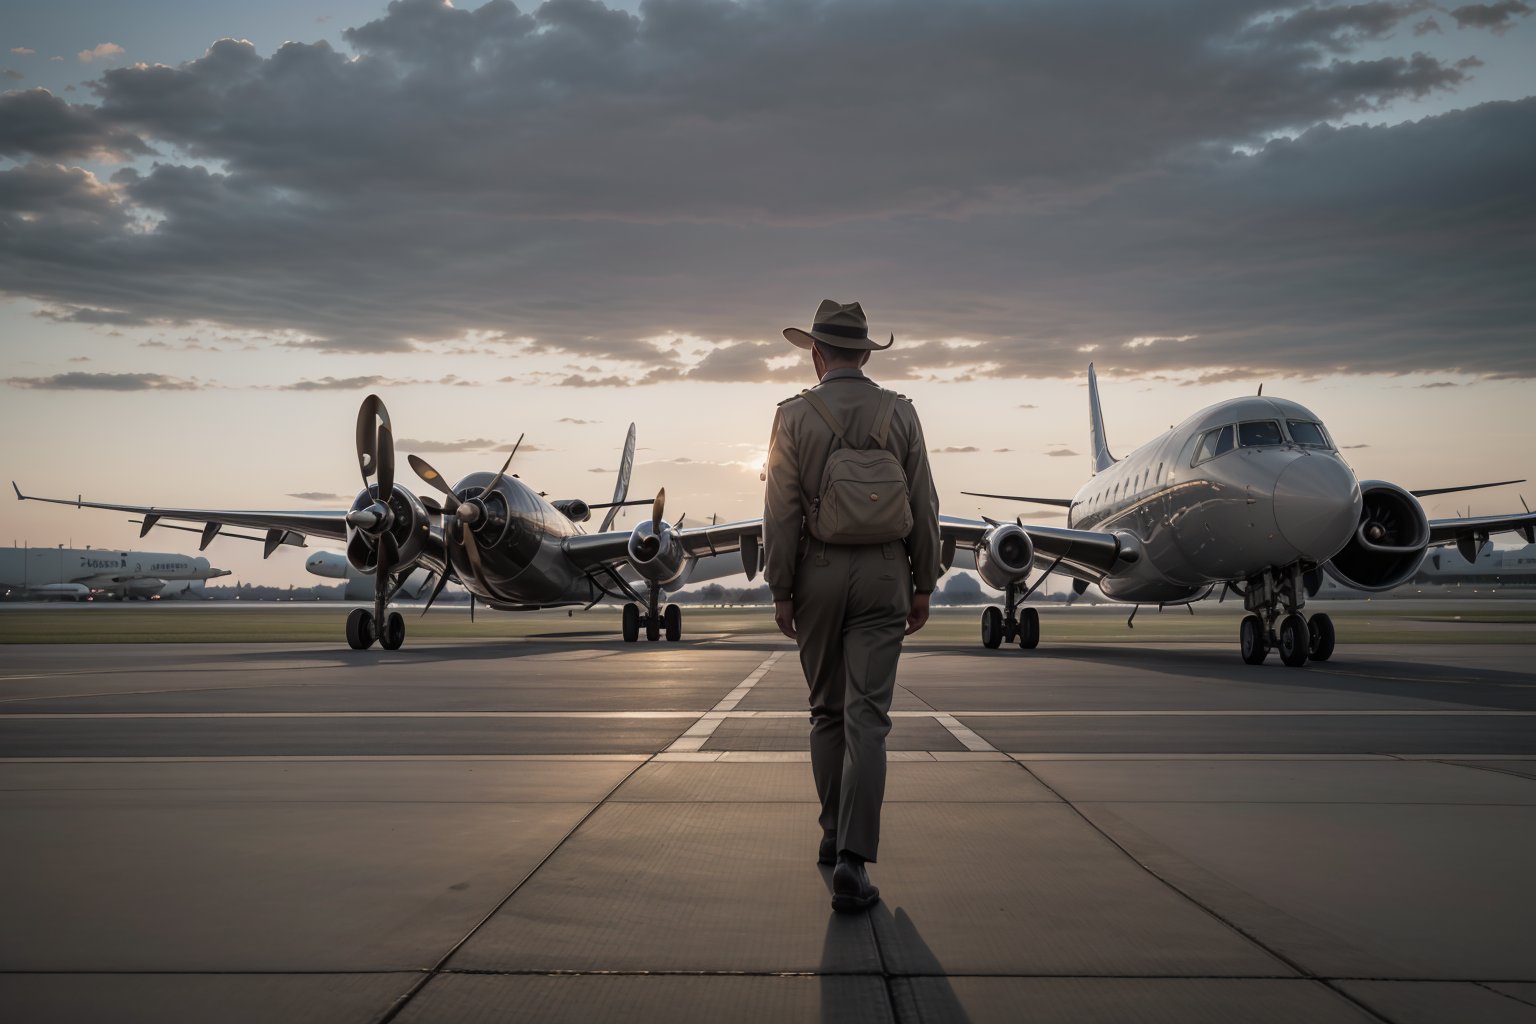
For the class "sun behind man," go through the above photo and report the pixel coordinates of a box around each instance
[762,299,943,913]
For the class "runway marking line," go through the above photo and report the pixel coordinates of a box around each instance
[662,652,785,753]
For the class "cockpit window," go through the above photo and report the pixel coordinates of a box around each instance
[1238,420,1284,448]
[1194,424,1235,464]
[1286,419,1332,448]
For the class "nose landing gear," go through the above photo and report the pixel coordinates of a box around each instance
[979,582,1040,651]
[1235,566,1334,667]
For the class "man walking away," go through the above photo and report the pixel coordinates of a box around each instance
[762,299,942,912]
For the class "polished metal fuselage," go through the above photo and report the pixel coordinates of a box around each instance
[1066,397,1363,603]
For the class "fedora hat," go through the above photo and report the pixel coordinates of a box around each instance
[783,299,893,351]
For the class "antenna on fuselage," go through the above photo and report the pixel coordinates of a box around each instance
[1086,363,1116,475]
[1257,383,1264,396]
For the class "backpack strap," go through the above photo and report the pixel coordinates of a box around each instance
[869,389,898,449]
[798,390,851,447]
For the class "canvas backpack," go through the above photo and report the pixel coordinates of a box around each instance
[798,387,914,546]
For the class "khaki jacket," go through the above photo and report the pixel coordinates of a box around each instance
[762,368,942,600]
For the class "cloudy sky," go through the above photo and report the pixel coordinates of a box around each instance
[2,0,1533,586]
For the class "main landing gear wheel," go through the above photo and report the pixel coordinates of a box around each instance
[981,606,1004,649]
[663,604,682,642]
[1278,613,1309,668]
[345,608,376,651]
[1017,607,1040,650]
[379,611,406,651]
[622,602,640,643]
[1239,614,1267,665]
[1271,614,1308,669]
[1308,613,1336,662]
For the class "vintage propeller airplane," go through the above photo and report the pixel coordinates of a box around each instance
[14,395,759,650]
[942,365,1536,667]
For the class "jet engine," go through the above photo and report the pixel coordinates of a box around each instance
[974,523,1035,591]
[1322,481,1429,592]
[345,483,432,575]
[552,498,592,524]
[627,489,687,586]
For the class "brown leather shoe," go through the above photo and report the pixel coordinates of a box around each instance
[831,854,880,912]
[818,831,837,866]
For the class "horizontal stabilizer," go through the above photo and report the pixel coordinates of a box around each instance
[961,491,1073,508]
[1411,479,1524,498]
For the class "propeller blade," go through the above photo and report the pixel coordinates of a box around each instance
[408,454,459,511]
[485,433,523,495]
[355,395,392,487]
[420,567,452,617]
[652,487,666,532]
[376,423,395,497]
[461,520,491,593]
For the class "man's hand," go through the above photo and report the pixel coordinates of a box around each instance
[774,599,798,640]
[905,591,931,636]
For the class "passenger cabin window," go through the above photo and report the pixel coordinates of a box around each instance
[1194,425,1235,465]
[1286,420,1332,448]
[1238,420,1284,448]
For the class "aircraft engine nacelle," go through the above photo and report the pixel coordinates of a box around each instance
[551,499,592,524]
[126,579,166,598]
[346,484,431,575]
[974,523,1035,591]
[627,520,688,586]
[1322,480,1429,592]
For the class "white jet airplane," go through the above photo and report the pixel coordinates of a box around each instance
[942,365,1536,666]
[15,396,757,650]
[0,546,230,600]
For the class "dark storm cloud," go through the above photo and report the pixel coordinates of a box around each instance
[5,371,198,390]
[35,306,152,326]
[1450,1,1533,32]
[0,0,1530,377]
[279,374,475,390]
[0,88,148,159]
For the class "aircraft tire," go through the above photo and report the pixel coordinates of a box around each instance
[1239,614,1267,665]
[380,611,406,650]
[663,604,682,642]
[622,603,640,643]
[981,607,1003,649]
[1018,607,1041,650]
[1307,613,1336,662]
[1278,613,1309,667]
[346,608,375,650]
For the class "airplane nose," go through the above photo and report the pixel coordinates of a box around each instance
[1274,456,1361,561]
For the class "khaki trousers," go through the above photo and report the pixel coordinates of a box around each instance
[792,541,912,862]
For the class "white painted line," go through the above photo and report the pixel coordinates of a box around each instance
[662,652,785,754]
[933,713,1000,753]
[1010,753,1400,761]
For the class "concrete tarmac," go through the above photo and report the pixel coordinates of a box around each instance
[2,635,1535,1023]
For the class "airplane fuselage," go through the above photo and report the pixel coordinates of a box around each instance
[1066,397,1362,603]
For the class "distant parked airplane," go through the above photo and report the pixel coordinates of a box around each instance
[0,546,229,600]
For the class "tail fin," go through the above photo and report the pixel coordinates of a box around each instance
[599,423,638,532]
[1087,363,1116,474]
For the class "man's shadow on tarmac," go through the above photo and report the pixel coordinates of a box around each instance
[818,868,970,1024]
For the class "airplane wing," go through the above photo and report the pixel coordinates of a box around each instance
[562,518,763,578]
[13,482,347,551]
[940,514,1129,583]
[1427,509,1536,562]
